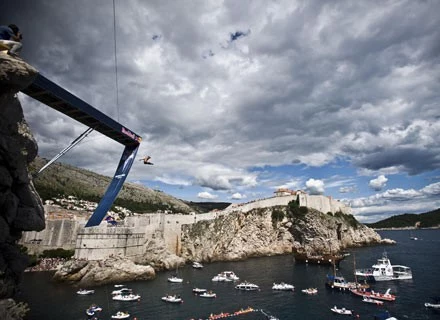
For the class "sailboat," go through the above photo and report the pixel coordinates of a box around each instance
[409,230,418,240]
[168,266,183,283]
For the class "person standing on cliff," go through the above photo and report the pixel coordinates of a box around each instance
[0,24,23,56]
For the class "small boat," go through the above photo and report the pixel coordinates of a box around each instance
[260,309,279,319]
[199,291,216,298]
[111,311,130,319]
[326,273,353,292]
[330,306,353,315]
[114,284,124,287]
[193,287,207,294]
[85,304,103,316]
[112,293,141,301]
[272,282,294,291]
[351,288,396,301]
[302,288,318,295]
[168,275,183,283]
[161,294,183,303]
[425,296,440,309]
[235,281,259,291]
[425,302,440,309]
[76,289,95,295]
[362,296,384,305]
[409,230,418,240]
[212,271,239,282]
[192,261,204,269]
[355,251,412,281]
[111,288,132,295]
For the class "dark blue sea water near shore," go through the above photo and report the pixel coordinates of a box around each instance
[16,229,440,320]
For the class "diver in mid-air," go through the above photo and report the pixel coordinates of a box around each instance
[140,155,153,165]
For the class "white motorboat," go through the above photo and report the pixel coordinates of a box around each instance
[199,291,216,298]
[111,288,132,295]
[362,296,384,305]
[76,289,94,295]
[85,304,102,316]
[111,311,130,319]
[212,271,239,282]
[301,288,318,295]
[331,306,353,315]
[192,288,207,294]
[425,297,440,309]
[114,284,124,287]
[168,275,183,283]
[272,282,294,291]
[355,251,412,281]
[161,294,183,303]
[112,293,141,301]
[425,302,440,309]
[235,281,259,291]
[192,261,204,269]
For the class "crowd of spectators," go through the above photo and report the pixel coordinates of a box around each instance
[25,257,67,272]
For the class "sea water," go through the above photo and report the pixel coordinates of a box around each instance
[16,229,440,320]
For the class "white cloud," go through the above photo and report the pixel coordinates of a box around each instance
[421,182,440,195]
[369,175,388,191]
[154,175,191,186]
[339,186,357,194]
[230,192,246,200]
[197,192,218,200]
[305,179,325,195]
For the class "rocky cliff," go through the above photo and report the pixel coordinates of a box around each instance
[52,256,155,286]
[0,54,44,319]
[180,206,390,262]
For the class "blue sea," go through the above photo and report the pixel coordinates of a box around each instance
[16,229,440,320]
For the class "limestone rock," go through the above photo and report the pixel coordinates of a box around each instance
[0,299,29,320]
[181,207,386,262]
[0,54,44,309]
[0,54,37,94]
[133,238,185,270]
[53,257,155,286]
[181,209,294,262]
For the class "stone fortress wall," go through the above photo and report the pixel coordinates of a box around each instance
[20,194,350,260]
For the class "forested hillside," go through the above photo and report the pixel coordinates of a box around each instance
[366,208,440,229]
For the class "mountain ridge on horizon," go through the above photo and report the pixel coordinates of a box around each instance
[365,208,440,229]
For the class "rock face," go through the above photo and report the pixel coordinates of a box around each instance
[0,54,44,319]
[181,207,388,262]
[288,209,390,255]
[181,208,294,262]
[133,238,186,271]
[53,256,155,286]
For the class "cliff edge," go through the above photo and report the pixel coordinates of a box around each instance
[0,54,44,319]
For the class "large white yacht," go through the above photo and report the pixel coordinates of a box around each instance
[355,251,412,281]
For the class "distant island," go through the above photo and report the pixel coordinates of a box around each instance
[365,208,440,229]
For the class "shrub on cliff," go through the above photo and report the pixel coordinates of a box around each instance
[287,199,308,219]
[271,208,284,223]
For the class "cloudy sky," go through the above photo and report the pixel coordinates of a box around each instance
[2,0,440,223]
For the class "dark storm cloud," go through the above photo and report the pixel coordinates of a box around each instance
[355,148,440,176]
[2,0,440,216]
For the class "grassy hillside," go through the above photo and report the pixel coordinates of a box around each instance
[29,157,196,214]
[366,208,440,229]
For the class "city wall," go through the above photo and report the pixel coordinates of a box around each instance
[20,195,350,259]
